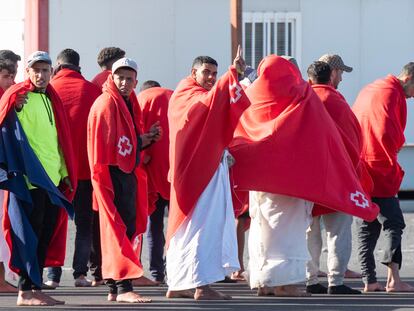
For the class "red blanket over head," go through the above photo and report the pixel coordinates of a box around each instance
[51,69,101,180]
[167,66,250,243]
[229,55,379,221]
[0,79,77,268]
[352,75,406,197]
[311,84,373,216]
[87,74,148,280]
[137,87,173,214]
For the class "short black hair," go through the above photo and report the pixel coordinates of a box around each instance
[0,59,16,74]
[97,47,125,68]
[0,50,21,63]
[192,56,218,68]
[57,48,80,66]
[141,80,161,91]
[307,61,331,84]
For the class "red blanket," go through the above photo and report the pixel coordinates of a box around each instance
[352,75,406,197]
[137,87,173,214]
[230,55,379,221]
[166,66,250,243]
[311,84,372,216]
[87,74,147,280]
[91,70,111,90]
[0,79,76,268]
[51,69,101,180]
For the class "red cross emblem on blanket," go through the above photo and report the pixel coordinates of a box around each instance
[350,191,369,208]
[230,82,242,104]
[117,135,133,157]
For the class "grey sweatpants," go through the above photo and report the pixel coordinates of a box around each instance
[306,212,353,286]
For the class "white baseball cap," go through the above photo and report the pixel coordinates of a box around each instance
[112,57,138,74]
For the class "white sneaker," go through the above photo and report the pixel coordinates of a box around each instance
[43,280,59,289]
[74,277,92,287]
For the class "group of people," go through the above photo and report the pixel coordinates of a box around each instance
[0,45,412,306]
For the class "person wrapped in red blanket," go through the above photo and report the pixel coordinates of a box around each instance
[137,82,172,284]
[229,55,378,296]
[166,48,250,300]
[49,48,102,288]
[306,59,367,295]
[0,51,76,306]
[352,63,414,293]
[87,57,162,303]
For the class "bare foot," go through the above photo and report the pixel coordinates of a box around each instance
[386,281,414,292]
[231,270,247,282]
[257,286,274,296]
[32,290,65,305]
[116,291,152,303]
[364,282,385,292]
[274,285,310,297]
[132,276,158,286]
[17,290,52,306]
[166,289,194,298]
[0,282,17,293]
[194,285,232,300]
[107,293,117,301]
[344,269,362,279]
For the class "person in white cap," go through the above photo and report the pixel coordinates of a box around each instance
[87,57,161,303]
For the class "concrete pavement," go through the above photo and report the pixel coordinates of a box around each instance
[2,213,414,310]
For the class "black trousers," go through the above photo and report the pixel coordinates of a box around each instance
[89,210,102,281]
[357,197,406,284]
[147,195,168,282]
[105,166,137,294]
[18,189,60,291]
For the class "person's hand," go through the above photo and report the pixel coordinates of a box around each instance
[15,92,28,112]
[62,176,73,192]
[233,45,246,76]
[141,121,163,149]
[148,121,163,142]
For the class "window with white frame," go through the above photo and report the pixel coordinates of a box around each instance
[243,12,301,69]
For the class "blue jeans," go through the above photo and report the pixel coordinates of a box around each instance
[47,266,62,283]
[147,196,168,282]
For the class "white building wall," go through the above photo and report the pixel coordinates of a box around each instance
[244,0,414,189]
[0,0,25,81]
[48,0,230,90]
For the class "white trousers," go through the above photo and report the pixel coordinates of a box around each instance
[166,151,239,290]
[248,192,312,288]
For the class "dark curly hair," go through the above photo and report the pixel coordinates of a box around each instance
[96,47,125,68]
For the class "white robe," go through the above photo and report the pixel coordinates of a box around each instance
[166,151,240,290]
[248,192,313,288]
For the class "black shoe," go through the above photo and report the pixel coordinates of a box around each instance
[328,284,361,295]
[216,276,237,283]
[306,283,327,294]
